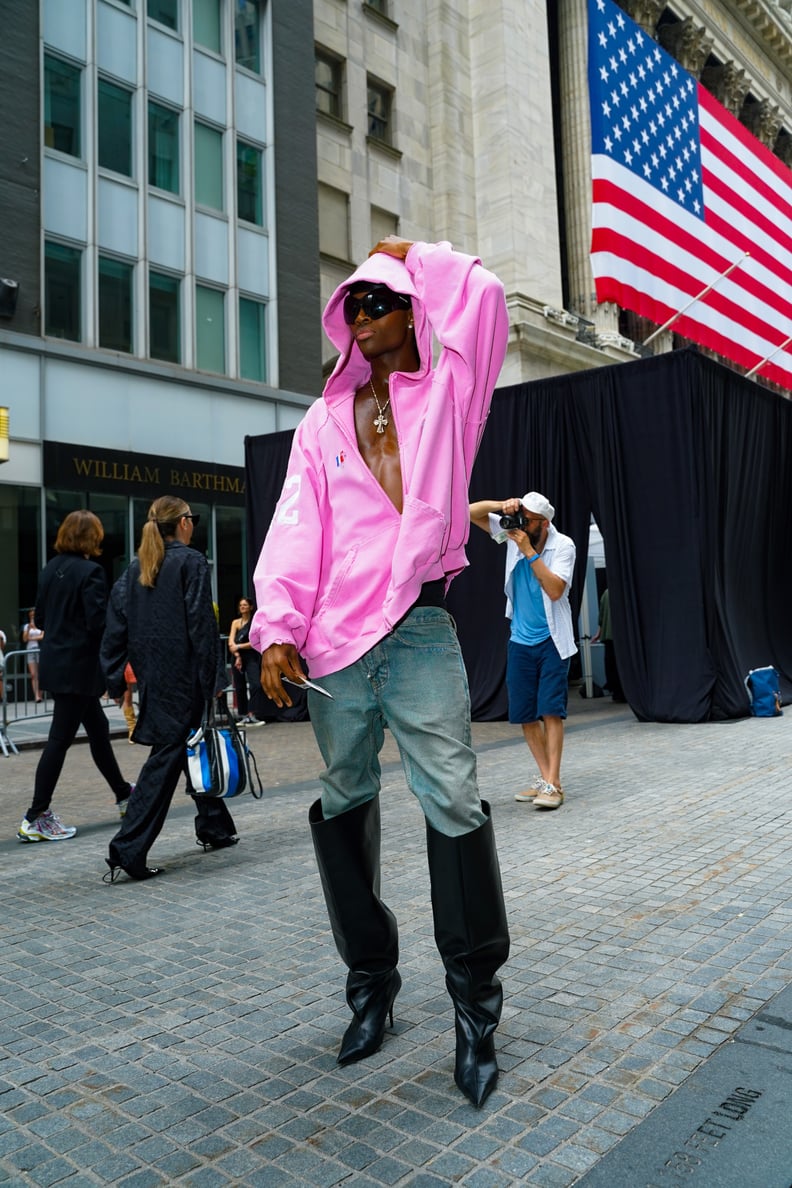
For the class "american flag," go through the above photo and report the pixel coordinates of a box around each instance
[588,0,792,390]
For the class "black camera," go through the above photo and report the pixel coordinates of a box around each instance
[499,511,528,531]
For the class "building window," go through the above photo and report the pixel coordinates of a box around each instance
[148,101,180,193]
[193,0,221,53]
[365,0,388,12]
[371,206,398,244]
[367,77,392,144]
[196,285,225,373]
[98,79,133,176]
[235,0,261,73]
[239,296,266,381]
[236,140,263,225]
[44,55,81,157]
[315,48,343,119]
[99,257,134,352]
[149,271,180,362]
[194,121,224,210]
[318,183,350,261]
[45,242,82,342]
[148,0,178,30]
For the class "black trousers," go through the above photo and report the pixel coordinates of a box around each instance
[27,694,131,822]
[108,737,236,871]
[231,663,249,715]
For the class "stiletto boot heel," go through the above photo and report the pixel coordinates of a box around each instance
[337,968,401,1065]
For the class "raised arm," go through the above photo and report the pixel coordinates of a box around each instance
[470,499,510,534]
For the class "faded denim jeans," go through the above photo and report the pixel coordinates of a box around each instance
[308,607,486,837]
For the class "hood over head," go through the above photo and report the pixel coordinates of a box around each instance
[321,247,433,402]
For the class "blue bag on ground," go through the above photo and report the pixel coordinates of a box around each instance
[744,666,783,717]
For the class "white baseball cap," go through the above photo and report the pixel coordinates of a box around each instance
[520,492,555,522]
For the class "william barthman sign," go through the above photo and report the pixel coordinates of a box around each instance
[43,441,246,507]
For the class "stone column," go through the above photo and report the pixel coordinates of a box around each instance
[465,0,564,306]
[557,0,619,331]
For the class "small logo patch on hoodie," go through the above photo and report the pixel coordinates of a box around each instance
[335,450,346,468]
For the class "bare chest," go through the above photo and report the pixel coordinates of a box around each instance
[354,387,403,513]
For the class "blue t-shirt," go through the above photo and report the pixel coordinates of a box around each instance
[510,555,550,644]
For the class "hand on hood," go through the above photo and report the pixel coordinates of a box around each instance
[368,236,413,260]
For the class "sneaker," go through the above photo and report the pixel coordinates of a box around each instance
[18,810,77,842]
[533,781,564,810]
[515,775,544,803]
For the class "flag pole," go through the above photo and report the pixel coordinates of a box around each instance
[642,251,750,346]
[746,331,792,379]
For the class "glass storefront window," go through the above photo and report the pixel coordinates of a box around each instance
[6,493,247,665]
[87,494,130,585]
[0,486,41,650]
[215,505,246,633]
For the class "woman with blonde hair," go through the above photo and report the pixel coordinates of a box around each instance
[17,510,134,843]
[101,495,238,880]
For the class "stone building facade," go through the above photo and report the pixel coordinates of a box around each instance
[313,0,792,383]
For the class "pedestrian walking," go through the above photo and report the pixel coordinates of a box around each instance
[101,495,238,881]
[17,510,134,843]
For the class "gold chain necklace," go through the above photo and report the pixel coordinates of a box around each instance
[369,377,391,434]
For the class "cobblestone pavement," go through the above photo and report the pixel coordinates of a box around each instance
[1,694,791,1186]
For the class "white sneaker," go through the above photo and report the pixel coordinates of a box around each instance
[18,810,77,842]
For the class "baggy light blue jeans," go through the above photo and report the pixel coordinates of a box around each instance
[308,607,486,837]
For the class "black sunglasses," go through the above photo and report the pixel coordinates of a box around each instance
[343,287,411,324]
[184,513,201,526]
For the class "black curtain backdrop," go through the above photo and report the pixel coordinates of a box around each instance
[244,430,309,722]
[246,349,792,723]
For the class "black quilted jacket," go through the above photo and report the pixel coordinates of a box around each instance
[101,541,224,745]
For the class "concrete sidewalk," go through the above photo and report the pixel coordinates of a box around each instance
[1,692,791,1186]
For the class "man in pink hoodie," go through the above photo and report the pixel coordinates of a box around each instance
[250,237,509,1107]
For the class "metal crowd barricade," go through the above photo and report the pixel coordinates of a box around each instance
[0,648,51,757]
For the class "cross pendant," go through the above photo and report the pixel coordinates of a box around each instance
[373,412,388,434]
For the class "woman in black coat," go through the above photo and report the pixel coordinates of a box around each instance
[101,494,237,880]
[18,511,134,843]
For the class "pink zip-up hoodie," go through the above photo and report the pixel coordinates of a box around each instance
[250,241,508,677]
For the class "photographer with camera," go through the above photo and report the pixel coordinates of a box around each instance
[470,492,577,810]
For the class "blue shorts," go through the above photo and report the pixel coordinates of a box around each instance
[507,637,569,724]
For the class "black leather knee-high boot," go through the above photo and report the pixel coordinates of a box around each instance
[309,797,401,1065]
[426,801,510,1107]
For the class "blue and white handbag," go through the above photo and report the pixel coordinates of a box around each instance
[186,700,263,798]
